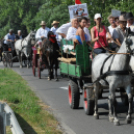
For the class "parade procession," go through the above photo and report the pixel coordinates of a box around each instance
[1,0,134,134]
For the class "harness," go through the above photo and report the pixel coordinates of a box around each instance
[93,30,134,84]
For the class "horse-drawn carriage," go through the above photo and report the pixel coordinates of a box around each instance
[59,36,134,125]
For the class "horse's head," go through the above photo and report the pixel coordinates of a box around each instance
[29,30,36,45]
[47,31,57,43]
[125,28,134,55]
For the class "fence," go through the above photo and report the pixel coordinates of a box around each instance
[0,103,24,134]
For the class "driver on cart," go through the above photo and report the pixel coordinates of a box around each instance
[4,29,16,55]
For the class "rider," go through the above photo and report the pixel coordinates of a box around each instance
[126,12,134,32]
[16,30,24,40]
[4,29,16,53]
[35,21,50,44]
[91,13,111,54]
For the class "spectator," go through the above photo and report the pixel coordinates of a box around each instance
[16,30,24,40]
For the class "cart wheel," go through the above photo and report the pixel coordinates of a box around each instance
[38,58,41,79]
[2,54,7,67]
[32,65,36,76]
[8,53,13,67]
[68,80,80,109]
[120,88,128,106]
[83,89,94,115]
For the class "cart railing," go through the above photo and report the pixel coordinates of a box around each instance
[0,103,24,134]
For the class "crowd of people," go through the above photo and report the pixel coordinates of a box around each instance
[35,11,134,55]
[2,11,134,56]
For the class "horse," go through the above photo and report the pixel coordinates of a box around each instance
[41,31,59,81]
[91,32,134,126]
[15,31,36,68]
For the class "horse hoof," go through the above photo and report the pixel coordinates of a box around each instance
[126,119,132,124]
[55,79,58,81]
[109,116,114,123]
[48,77,50,81]
[113,119,120,126]
[20,66,22,68]
[94,114,99,119]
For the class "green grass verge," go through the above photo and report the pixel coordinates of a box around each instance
[0,69,62,134]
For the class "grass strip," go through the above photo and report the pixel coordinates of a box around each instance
[0,69,62,134]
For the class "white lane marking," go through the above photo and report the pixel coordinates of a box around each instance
[60,87,68,90]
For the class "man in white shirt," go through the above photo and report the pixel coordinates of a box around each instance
[107,15,121,51]
[126,12,134,32]
[56,22,72,39]
[84,18,91,46]
[66,18,78,40]
[35,21,50,43]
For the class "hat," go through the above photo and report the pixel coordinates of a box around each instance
[52,21,59,25]
[119,15,127,21]
[9,29,13,32]
[94,13,102,19]
[126,12,134,20]
[40,21,46,26]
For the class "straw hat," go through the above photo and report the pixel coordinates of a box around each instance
[52,21,59,25]
[40,21,46,26]
[119,15,127,21]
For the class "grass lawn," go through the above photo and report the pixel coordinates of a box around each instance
[0,69,62,134]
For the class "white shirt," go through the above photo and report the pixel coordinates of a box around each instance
[50,26,59,41]
[108,25,118,39]
[66,27,77,40]
[126,23,134,32]
[84,27,91,42]
[35,27,50,39]
[56,22,71,36]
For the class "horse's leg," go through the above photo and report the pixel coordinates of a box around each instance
[94,82,99,119]
[108,96,114,123]
[109,83,120,126]
[54,58,58,81]
[20,52,23,68]
[47,57,51,80]
[125,85,133,124]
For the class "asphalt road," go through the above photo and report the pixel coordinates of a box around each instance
[1,62,134,134]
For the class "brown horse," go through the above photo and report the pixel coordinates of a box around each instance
[41,31,60,81]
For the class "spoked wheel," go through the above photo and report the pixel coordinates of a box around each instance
[120,88,128,106]
[8,53,13,68]
[83,89,94,115]
[68,80,80,109]
[38,58,42,79]
[2,54,7,67]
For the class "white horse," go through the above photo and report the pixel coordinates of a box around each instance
[15,31,36,68]
[92,33,134,126]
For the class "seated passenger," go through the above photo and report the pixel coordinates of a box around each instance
[16,30,24,40]
[115,15,127,45]
[35,21,50,44]
[83,18,91,46]
[91,13,111,54]
[75,17,88,45]
[56,22,71,39]
[107,15,121,51]
[66,18,78,40]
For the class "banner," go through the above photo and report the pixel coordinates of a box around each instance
[68,3,89,20]
[111,9,121,17]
